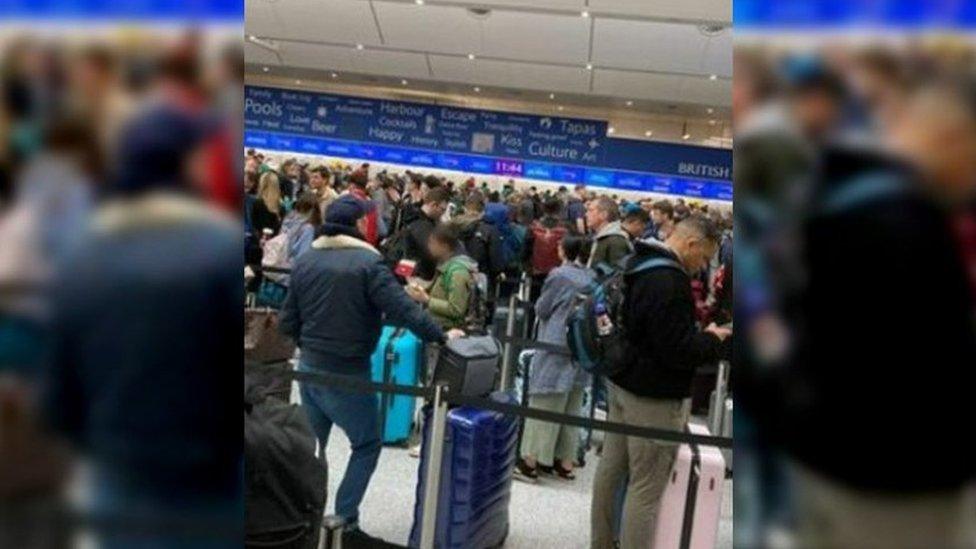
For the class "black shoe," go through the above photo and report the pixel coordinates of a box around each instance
[513,457,539,483]
[342,528,386,549]
[538,464,554,476]
[551,462,576,480]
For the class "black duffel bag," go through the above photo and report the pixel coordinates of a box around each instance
[245,376,326,548]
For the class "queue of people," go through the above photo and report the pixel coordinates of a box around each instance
[244,149,734,548]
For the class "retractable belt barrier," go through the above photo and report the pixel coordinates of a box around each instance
[247,361,732,450]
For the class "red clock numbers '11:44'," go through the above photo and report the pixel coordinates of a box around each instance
[493,159,524,177]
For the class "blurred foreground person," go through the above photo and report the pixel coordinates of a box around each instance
[745,72,976,547]
[42,103,243,548]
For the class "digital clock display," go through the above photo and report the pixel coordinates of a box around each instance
[492,159,524,177]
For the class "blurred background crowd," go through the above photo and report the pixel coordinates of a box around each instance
[0,29,244,547]
[734,38,976,547]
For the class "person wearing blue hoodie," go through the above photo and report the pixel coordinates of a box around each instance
[279,195,463,544]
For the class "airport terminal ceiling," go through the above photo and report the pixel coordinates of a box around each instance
[244,0,732,147]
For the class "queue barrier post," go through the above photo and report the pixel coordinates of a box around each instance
[418,383,450,549]
[499,291,518,391]
[708,360,729,436]
[319,515,345,549]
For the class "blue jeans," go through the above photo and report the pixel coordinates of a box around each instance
[299,360,381,526]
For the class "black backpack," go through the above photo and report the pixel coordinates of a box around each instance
[459,222,492,276]
[245,377,327,548]
[566,256,685,377]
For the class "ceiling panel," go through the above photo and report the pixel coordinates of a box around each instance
[374,3,590,65]
[592,19,731,76]
[282,42,429,79]
[588,0,730,24]
[245,42,280,66]
[676,76,731,106]
[429,55,590,95]
[592,70,686,104]
[425,0,587,9]
[245,0,381,46]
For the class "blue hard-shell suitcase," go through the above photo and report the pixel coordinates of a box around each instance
[409,392,519,549]
[370,326,422,445]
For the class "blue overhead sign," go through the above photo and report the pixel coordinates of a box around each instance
[603,137,731,182]
[735,0,976,28]
[245,86,608,167]
[244,131,732,201]
[0,0,242,19]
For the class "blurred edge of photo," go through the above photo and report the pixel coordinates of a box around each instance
[735,9,976,549]
[1,14,245,549]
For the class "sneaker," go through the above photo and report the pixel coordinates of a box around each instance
[513,457,539,483]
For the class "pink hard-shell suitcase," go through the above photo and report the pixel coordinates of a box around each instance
[651,423,726,548]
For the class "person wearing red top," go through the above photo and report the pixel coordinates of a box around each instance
[346,170,379,246]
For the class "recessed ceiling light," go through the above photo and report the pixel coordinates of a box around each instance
[468,53,476,60]
[682,133,691,140]
[331,72,338,78]
[585,63,593,70]
[645,130,653,137]
[356,43,365,50]
[473,86,481,92]
[709,74,718,81]
[581,10,590,17]
[549,93,556,100]
[625,100,633,106]
[262,66,269,72]
[247,35,256,41]
[415,0,424,4]
[557,105,564,111]
[709,119,717,125]
[608,127,615,134]
[401,79,408,85]
[707,108,714,114]
[295,79,302,84]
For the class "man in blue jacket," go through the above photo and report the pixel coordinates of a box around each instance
[279,195,462,543]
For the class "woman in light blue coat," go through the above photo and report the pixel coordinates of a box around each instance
[516,235,594,481]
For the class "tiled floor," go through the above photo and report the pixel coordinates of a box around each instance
[324,424,733,548]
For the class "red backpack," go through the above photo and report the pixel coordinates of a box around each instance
[529,222,567,276]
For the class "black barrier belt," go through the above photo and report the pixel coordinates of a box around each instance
[497,335,572,356]
[248,361,434,399]
[445,390,732,449]
[247,362,732,450]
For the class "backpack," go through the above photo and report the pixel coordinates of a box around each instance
[442,261,489,334]
[565,255,685,376]
[244,376,327,548]
[459,222,491,276]
[381,228,408,266]
[499,223,526,271]
[529,221,567,276]
[261,232,291,284]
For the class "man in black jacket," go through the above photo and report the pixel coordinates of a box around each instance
[401,186,449,281]
[280,195,462,544]
[591,215,731,549]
